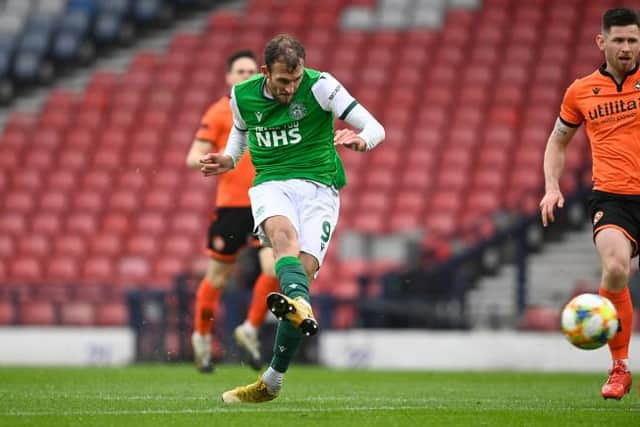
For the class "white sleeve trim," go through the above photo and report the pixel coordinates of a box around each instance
[343,104,385,151]
[224,87,248,166]
[230,86,248,131]
[311,72,356,117]
[223,125,248,166]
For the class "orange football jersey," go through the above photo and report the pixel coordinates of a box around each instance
[195,96,255,207]
[560,64,640,195]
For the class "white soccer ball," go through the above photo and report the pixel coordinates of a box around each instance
[561,293,619,350]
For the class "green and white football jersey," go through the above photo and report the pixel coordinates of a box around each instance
[230,68,359,189]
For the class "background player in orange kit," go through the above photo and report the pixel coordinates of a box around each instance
[186,50,279,372]
[540,8,640,400]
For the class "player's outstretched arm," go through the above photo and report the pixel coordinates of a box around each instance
[540,118,578,227]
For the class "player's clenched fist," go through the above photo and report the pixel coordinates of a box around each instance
[200,152,234,176]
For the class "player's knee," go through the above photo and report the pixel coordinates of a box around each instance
[205,262,232,288]
[602,257,630,286]
[270,229,299,257]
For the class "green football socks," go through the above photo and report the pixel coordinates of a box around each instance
[270,256,310,373]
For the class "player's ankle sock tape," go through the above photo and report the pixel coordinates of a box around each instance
[270,320,303,373]
[261,366,284,394]
[275,257,309,302]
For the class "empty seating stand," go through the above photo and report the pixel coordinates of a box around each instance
[0,0,611,328]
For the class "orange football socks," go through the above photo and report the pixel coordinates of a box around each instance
[194,279,221,335]
[599,287,633,361]
[247,273,280,328]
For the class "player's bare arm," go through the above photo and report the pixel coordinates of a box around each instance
[186,140,213,169]
[539,118,578,227]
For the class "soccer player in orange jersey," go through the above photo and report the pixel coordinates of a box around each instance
[540,8,640,400]
[186,50,280,372]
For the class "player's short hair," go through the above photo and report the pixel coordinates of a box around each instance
[264,34,305,72]
[602,8,640,33]
[226,49,257,72]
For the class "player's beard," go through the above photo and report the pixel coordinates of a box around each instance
[614,53,636,72]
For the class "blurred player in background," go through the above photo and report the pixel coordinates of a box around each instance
[540,8,640,400]
[186,50,280,373]
[201,34,385,403]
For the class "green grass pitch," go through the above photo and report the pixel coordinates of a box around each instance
[0,365,637,426]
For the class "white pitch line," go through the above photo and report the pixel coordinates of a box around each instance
[2,405,639,417]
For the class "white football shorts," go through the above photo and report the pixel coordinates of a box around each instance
[248,179,340,267]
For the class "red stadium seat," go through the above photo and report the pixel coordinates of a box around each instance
[82,170,113,191]
[152,256,185,286]
[66,213,98,235]
[46,257,79,283]
[3,191,34,214]
[126,235,158,257]
[93,146,122,173]
[171,212,203,234]
[136,212,166,235]
[89,233,122,257]
[358,192,390,213]
[57,149,89,171]
[143,190,174,211]
[351,211,385,233]
[31,214,62,235]
[60,302,95,326]
[178,190,210,212]
[436,169,468,192]
[399,166,431,192]
[163,235,195,258]
[0,212,26,235]
[118,257,151,285]
[40,191,69,213]
[43,89,78,112]
[394,190,426,214]
[48,170,77,192]
[0,147,19,170]
[54,235,87,257]
[102,213,131,234]
[18,235,50,257]
[109,191,139,213]
[73,191,104,214]
[18,301,56,325]
[83,256,116,284]
[0,301,15,325]
[96,301,129,326]
[0,235,14,258]
[389,212,422,232]
[465,192,501,215]
[11,170,42,191]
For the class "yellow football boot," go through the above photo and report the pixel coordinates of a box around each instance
[221,378,278,403]
[266,292,319,336]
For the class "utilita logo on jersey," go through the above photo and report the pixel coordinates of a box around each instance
[255,122,301,147]
[587,98,639,124]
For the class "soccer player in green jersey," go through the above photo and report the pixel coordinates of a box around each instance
[200,34,385,403]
